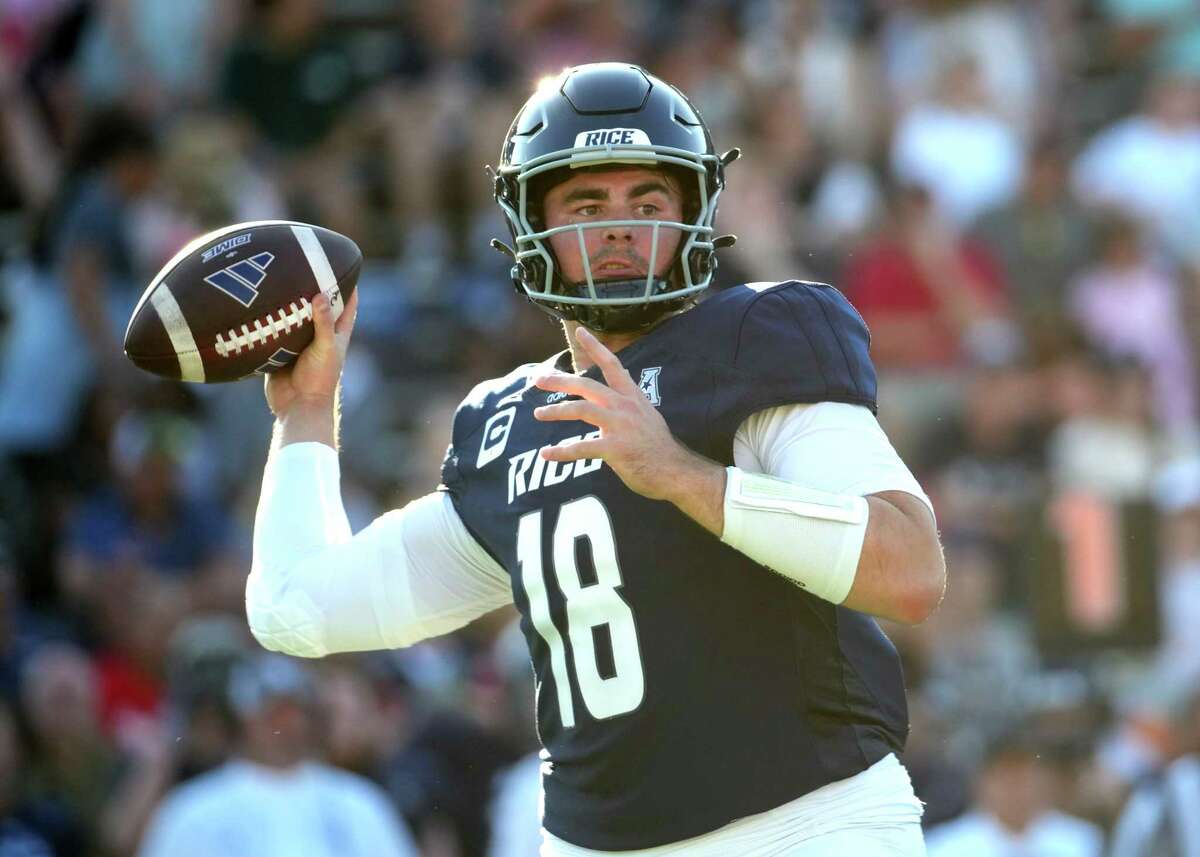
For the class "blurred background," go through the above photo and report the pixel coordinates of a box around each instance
[1,0,1200,854]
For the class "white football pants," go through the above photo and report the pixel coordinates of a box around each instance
[541,754,926,857]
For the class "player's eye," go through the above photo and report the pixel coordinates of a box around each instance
[575,205,601,217]
[636,203,659,217]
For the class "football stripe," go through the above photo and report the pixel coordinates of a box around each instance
[149,286,205,382]
[290,225,345,318]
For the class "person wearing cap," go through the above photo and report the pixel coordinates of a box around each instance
[136,652,418,857]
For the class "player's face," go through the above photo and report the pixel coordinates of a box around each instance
[542,167,685,284]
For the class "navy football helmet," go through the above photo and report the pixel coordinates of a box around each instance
[492,63,738,332]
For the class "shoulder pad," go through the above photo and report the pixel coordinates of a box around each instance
[693,282,877,455]
[441,361,548,496]
[452,362,542,442]
[731,281,875,402]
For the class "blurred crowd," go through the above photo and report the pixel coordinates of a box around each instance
[2,0,1200,854]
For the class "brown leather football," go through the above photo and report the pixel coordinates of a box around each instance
[124,220,361,383]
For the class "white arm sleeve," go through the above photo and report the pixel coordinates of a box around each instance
[247,442,512,658]
[733,401,934,516]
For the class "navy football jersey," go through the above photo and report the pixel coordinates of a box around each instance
[440,282,908,850]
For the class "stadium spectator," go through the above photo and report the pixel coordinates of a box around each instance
[218,0,358,156]
[879,0,1041,134]
[971,140,1093,338]
[925,733,1104,857]
[382,649,525,857]
[0,108,157,455]
[486,752,541,857]
[0,459,40,593]
[507,0,638,80]
[57,410,243,620]
[0,544,66,703]
[137,652,419,857]
[151,113,285,252]
[1065,213,1197,434]
[89,614,252,857]
[0,41,58,219]
[161,614,250,780]
[1110,681,1200,857]
[901,697,972,832]
[18,644,118,856]
[1072,71,1200,255]
[0,0,87,190]
[1153,455,1200,686]
[891,54,1025,228]
[0,700,56,857]
[1044,351,1159,502]
[375,0,519,270]
[73,0,241,116]
[842,180,1015,455]
[914,361,1046,563]
[88,577,179,745]
[909,534,1036,764]
[218,0,371,241]
[482,620,541,857]
[716,81,824,283]
[316,656,412,780]
[737,2,882,156]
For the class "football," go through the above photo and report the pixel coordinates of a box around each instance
[124,220,361,383]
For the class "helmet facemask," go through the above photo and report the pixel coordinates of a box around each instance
[495,145,728,332]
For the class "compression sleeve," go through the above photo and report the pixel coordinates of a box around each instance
[733,401,933,514]
[247,442,512,658]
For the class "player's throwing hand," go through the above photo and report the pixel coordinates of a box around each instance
[265,289,359,418]
[532,326,699,504]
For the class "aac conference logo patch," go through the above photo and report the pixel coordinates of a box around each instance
[638,367,662,406]
[204,252,275,307]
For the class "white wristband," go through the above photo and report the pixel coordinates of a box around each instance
[720,466,869,604]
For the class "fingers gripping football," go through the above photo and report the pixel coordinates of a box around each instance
[533,326,689,502]
[265,289,359,418]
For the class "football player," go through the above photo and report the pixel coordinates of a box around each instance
[249,63,945,855]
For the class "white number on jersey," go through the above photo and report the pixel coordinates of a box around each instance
[516,496,645,727]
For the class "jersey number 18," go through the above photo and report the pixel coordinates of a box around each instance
[517,496,645,728]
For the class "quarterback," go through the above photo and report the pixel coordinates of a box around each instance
[249,63,944,855]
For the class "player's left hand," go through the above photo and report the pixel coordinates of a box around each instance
[532,327,699,503]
